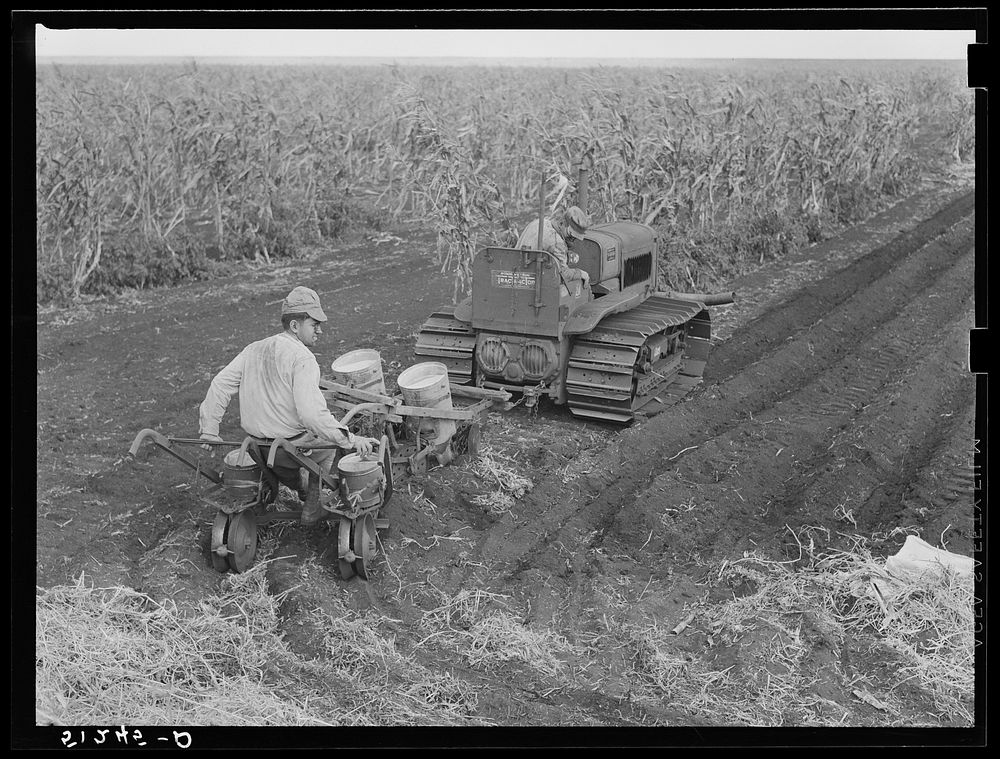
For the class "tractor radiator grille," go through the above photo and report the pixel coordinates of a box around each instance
[623,252,653,288]
[477,335,558,382]
[477,336,509,374]
[521,343,549,378]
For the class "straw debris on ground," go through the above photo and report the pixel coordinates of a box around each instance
[463,611,579,678]
[35,564,490,726]
[415,587,576,679]
[35,569,333,726]
[616,540,976,726]
[468,445,534,515]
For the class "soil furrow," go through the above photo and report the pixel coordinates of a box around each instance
[704,189,974,383]
[516,308,974,630]
[525,264,974,623]
[760,311,973,550]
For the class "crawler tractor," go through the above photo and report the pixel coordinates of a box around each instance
[415,165,734,423]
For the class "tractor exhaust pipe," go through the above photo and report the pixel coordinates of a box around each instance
[537,171,546,250]
[577,157,590,214]
[659,290,737,306]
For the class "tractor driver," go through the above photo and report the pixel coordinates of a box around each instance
[198,285,379,525]
[516,205,592,294]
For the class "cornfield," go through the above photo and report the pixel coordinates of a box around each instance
[36,59,973,302]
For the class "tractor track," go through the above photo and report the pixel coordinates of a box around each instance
[474,194,975,580]
[528,258,974,633]
[892,398,978,541]
[623,288,974,559]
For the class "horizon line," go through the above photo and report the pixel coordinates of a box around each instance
[36,55,967,64]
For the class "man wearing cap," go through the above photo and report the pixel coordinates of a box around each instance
[198,285,378,525]
[515,205,592,293]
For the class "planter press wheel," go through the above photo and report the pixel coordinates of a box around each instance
[210,510,230,573]
[337,517,356,580]
[225,509,258,573]
[352,513,378,580]
[452,423,481,459]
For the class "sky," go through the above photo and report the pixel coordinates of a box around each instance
[35,27,976,61]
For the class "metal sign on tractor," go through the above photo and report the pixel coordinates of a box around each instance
[415,160,735,423]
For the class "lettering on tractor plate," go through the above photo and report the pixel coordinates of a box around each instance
[492,270,536,290]
[606,245,617,261]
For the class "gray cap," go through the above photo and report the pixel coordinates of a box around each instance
[281,286,327,323]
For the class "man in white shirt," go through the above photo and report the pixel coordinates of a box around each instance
[199,285,378,525]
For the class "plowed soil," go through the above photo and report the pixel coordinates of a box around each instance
[34,172,979,729]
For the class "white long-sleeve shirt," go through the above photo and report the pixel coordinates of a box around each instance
[516,217,568,265]
[199,332,354,447]
[516,218,588,292]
